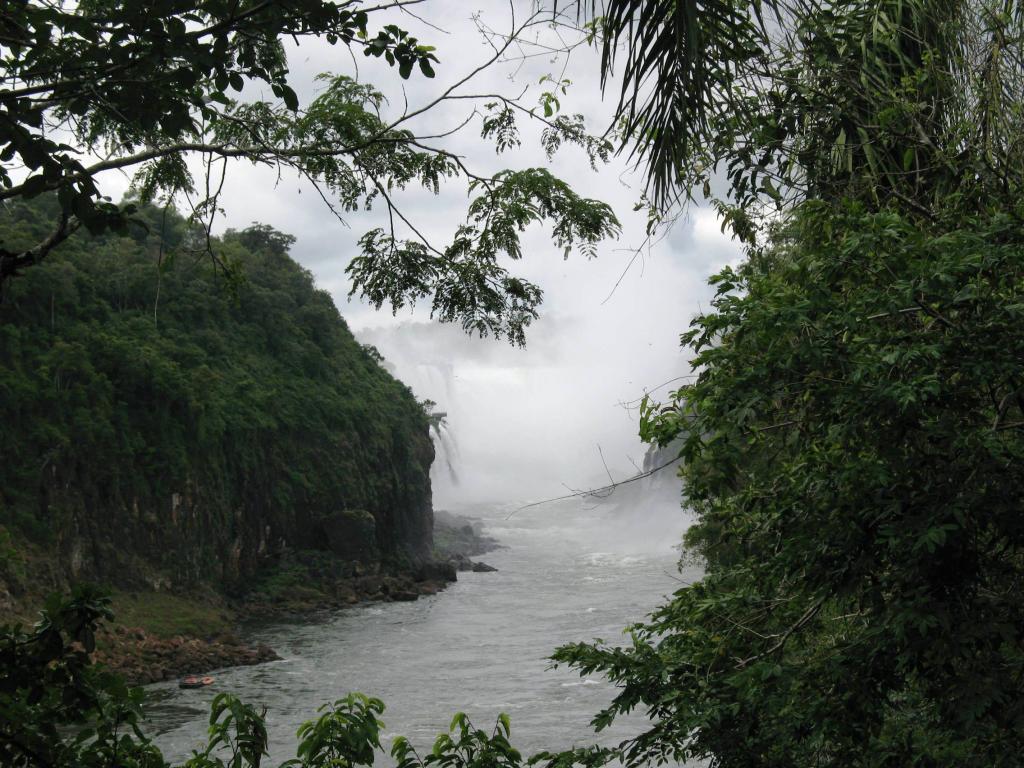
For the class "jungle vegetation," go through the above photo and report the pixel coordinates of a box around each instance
[551,1,1024,766]
[0,194,435,591]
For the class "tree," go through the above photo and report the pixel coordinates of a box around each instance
[1,1,619,343]
[0,588,165,767]
[557,202,1024,766]
[548,1,1024,765]
[587,0,1024,223]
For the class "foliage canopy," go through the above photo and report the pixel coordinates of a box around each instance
[1,0,619,343]
[559,202,1024,765]
[591,0,1024,225]
[547,0,1024,765]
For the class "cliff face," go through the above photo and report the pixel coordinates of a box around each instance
[0,200,434,600]
[38,422,434,591]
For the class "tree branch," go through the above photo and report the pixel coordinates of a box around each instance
[506,456,681,518]
[0,208,81,283]
[736,594,827,668]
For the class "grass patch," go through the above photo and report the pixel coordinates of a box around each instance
[246,549,356,603]
[110,592,233,639]
[251,563,317,601]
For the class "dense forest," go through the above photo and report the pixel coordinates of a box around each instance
[0,196,435,600]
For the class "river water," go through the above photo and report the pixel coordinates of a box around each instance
[144,497,699,764]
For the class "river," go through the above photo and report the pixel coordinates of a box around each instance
[144,496,698,764]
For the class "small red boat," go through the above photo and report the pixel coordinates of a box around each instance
[178,675,215,689]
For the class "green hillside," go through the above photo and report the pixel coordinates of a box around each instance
[0,196,434,603]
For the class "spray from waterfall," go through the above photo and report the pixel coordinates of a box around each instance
[431,419,460,486]
[418,398,461,502]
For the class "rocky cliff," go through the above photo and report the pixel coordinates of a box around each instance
[0,199,435,610]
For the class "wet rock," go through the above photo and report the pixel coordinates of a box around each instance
[414,560,457,583]
[433,511,502,558]
[355,575,383,595]
[448,553,474,571]
[335,584,359,604]
[471,561,498,573]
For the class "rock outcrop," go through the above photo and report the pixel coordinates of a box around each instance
[95,625,280,686]
[432,511,501,573]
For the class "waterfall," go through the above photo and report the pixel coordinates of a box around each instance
[430,420,460,488]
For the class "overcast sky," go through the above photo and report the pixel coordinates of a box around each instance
[100,1,743,507]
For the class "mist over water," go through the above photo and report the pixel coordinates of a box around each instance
[357,321,679,508]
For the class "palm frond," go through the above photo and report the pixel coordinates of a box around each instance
[587,0,773,208]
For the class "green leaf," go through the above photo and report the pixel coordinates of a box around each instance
[280,84,299,111]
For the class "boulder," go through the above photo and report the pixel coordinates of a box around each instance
[471,561,498,573]
[335,584,359,604]
[354,575,383,596]
[448,553,474,571]
[414,560,457,584]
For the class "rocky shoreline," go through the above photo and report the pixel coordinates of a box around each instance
[433,509,502,567]
[94,624,281,686]
[93,512,500,686]
[95,567,457,685]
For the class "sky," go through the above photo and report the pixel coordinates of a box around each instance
[96,1,744,507]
